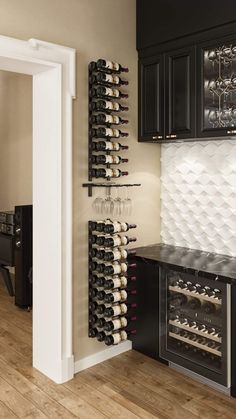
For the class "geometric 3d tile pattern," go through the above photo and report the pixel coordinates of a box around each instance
[161,140,236,256]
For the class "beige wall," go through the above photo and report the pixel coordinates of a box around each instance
[0,70,32,210]
[0,0,161,361]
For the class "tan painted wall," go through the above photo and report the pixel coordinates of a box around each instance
[0,0,161,361]
[0,70,32,210]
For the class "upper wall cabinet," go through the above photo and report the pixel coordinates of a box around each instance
[197,36,236,138]
[165,47,196,140]
[138,46,196,142]
[137,0,236,51]
[138,55,164,140]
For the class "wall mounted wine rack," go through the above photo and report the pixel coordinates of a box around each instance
[88,219,137,346]
[83,58,141,197]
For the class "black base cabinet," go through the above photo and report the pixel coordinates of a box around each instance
[231,285,236,396]
[131,257,165,362]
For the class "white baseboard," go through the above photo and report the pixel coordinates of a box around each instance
[74,340,132,374]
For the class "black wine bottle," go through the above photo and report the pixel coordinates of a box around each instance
[103,315,137,332]
[90,86,128,99]
[89,301,106,315]
[91,234,136,247]
[89,327,99,338]
[96,331,106,342]
[92,154,128,165]
[91,168,129,179]
[90,72,128,86]
[104,288,136,304]
[96,59,129,73]
[102,261,137,275]
[89,288,106,301]
[103,248,136,262]
[105,329,136,346]
[91,114,128,126]
[103,221,137,234]
[96,275,126,288]
[104,235,137,247]
[91,127,128,139]
[91,99,128,112]
[169,293,187,308]
[188,297,201,310]
[202,301,216,314]
[103,276,136,290]
[104,302,137,317]
[92,141,129,152]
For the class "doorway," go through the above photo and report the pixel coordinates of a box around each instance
[0,36,76,383]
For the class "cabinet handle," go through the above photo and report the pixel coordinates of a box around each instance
[152,135,163,140]
[170,134,177,138]
[166,135,171,139]
[227,130,236,135]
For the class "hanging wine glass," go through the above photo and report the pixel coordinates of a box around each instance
[208,109,219,127]
[208,49,217,70]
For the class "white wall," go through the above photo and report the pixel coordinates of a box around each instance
[161,140,236,256]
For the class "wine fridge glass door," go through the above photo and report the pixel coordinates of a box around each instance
[159,267,230,387]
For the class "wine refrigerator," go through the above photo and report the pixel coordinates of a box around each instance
[159,267,231,387]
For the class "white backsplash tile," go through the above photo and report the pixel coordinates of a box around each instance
[161,140,236,256]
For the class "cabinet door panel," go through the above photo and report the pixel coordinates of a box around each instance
[165,47,196,139]
[197,36,236,138]
[138,55,164,142]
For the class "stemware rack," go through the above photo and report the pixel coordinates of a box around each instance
[88,219,137,345]
[83,58,141,197]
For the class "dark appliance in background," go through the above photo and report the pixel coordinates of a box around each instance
[159,267,230,387]
[14,205,33,309]
[0,211,15,296]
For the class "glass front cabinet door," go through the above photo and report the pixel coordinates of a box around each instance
[198,37,236,138]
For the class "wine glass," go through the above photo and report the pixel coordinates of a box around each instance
[208,109,219,127]
[102,187,113,214]
[123,186,132,216]
[92,195,104,214]
[112,187,123,216]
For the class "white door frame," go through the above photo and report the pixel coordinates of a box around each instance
[0,35,76,383]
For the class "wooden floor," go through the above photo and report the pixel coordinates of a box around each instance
[0,279,236,418]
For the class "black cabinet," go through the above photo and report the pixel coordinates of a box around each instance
[197,36,236,138]
[165,47,196,139]
[139,47,195,142]
[138,55,164,141]
[131,257,163,361]
[137,0,236,51]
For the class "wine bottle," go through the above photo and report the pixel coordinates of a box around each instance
[91,99,128,112]
[90,86,128,99]
[92,274,128,288]
[92,154,128,165]
[103,248,136,262]
[104,289,137,304]
[103,275,136,290]
[89,327,99,338]
[103,221,137,234]
[91,168,129,179]
[91,234,137,247]
[91,127,128,139]
[104,302,137,317]
[188,297,201,310]
[102,261,137,275]
[105,235,137,247]
[202,301,216,314]
[92,141,129,152]
[105,329,136,346]
[89,288,106,301]
[90,72,128,86]
[91,114,128,126]
[89,300,106,315]
[169,293,187,308]
[103,315,137,332]
[96,59,129,73]
[96,331,106,342]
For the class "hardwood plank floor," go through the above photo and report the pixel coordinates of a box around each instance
[0,277,236,418]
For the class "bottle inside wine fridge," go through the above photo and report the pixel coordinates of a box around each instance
[159,267,230,387]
